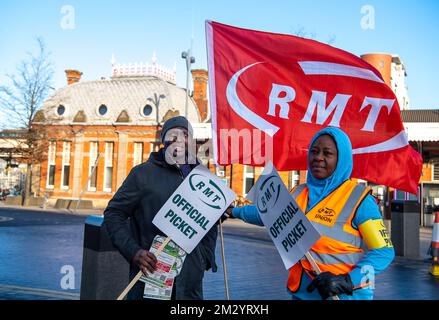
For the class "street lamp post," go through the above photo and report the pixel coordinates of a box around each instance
[148,93,166,141]
[181,49,195,119]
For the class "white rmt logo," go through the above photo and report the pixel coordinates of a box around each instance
[226,61,408,155]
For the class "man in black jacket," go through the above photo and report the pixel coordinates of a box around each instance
[103,116,218,300]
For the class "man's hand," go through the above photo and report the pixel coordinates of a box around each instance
[132,249,157,276]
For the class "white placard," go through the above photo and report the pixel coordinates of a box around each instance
[247,162,321,269]
[153,164,236,253]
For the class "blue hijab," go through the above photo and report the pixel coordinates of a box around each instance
[306,127,353,211]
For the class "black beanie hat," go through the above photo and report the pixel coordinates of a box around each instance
[160,116,194,142]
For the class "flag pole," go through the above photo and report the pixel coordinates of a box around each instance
[117,237,171,300]
[219,220,230,300]
[304,251,340,300]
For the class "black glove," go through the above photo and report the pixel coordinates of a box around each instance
[307,272,354,300]
[220,205,235,222]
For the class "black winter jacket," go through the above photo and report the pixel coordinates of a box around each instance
[103,148,218,300]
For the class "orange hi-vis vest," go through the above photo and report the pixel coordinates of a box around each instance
[287,180,371,292]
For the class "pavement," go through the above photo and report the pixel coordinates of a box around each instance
[0,204,438,300]
[0,206,85,300]
[0,201,105,216]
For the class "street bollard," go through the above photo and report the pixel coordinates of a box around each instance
[80,215,129,300]
[391,200,420,258]
[430,211,439,276]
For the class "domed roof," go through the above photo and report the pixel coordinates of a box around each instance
[39,76,201,125]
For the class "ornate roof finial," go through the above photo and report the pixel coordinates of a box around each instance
[111,53,116,66]
[111,52,176,83]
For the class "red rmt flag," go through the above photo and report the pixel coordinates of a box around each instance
[206,20,422,194]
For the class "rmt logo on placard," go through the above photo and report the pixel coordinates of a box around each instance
[189,174,226,210]
[257,175,281,214]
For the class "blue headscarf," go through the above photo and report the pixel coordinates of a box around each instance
[306,127,353,211]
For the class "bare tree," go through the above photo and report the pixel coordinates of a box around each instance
[0,37,54,204]
[291,25,336,45]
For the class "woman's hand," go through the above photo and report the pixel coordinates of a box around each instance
[220,205,235,222]
[307,272,354,299]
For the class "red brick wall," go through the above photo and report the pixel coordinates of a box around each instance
[38,125,157,203]
[191,69,208,121]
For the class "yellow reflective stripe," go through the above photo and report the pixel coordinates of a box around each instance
[359,219,393,249]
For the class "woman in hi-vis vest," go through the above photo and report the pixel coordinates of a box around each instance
[229,127,395,300]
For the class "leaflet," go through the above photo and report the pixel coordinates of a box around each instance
[143,280,174,300]
[141,235,187,300]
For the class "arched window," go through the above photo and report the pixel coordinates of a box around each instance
[57,105,65,116]
[98,104,108,116]
[143,104,153,116]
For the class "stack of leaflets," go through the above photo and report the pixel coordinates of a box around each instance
[140,235,187,300]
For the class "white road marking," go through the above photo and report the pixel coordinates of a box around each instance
[0,284,79,300]
[0,216,13,222]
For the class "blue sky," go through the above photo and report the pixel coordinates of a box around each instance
[0,0,438,109]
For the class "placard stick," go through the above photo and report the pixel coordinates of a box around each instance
[219,220,230,300]
[304,251,340,301]
[117,237,171,300]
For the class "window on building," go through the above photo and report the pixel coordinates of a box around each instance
[151,142,160,152]
[394,189,406,200]
[61,141,71,189]
[290,170,300,189]
[103,142,114,192]
[143,104,153,116]
[98,104,108,116]
[46,141,56,189]
[243,165,255,196]
[434,162,439,181]
[57,105,65,116]
[133,142,144,166]
[216,165,226,177]
[215,165,227,186]
[88,142,99,191]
